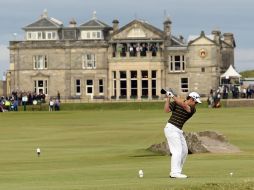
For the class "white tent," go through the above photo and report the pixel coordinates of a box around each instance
[220,65,241,85]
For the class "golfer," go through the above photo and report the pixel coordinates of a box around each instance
[164,91,201,178]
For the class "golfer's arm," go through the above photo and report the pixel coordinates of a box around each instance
[164,97,171,113]
[172,96,191,113]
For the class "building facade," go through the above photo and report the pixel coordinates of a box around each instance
[7,11,236,101]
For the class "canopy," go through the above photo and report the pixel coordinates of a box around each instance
[220,65,241,85]
[221,65,241,78]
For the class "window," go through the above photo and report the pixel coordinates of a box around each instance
[99,79,104,94]
[141,70,148,96]
[112,71,116,97]
[169,55,185,72]
[131,71,137,97]
[97,32,101,38]
[52,32,56,39]
[87,32,90,39]
[42,32,46,39]
[33,55,48,69]
[34,80,48,94]
[152,70,157,96]
[120,71,127,97]
[81,30,103,39]
[76,79,81,95]
[83,54,96,69]
[201,67,205,72]
[141,70,148,78]
[47,33,52,39]
[86,80,93,95]
[28,32,32,39]
[26,31,57,41]
[181,78,189,92]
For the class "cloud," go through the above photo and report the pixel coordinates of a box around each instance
[0,44,9,75]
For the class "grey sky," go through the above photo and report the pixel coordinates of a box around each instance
[0,0,254,76]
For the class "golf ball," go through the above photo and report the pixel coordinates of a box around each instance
[138,170,144,178]
[230,172,233,176]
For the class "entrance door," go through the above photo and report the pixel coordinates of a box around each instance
[86,79,93,95]
[34,80,48,94]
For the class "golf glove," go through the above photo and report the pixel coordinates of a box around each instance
[166,91,174,98]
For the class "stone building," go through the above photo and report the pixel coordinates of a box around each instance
[7,10,236,101]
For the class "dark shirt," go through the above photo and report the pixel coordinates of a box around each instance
[168,101,196,130]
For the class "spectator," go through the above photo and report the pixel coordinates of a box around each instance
[54,99,60,111]
[49,99,54,111]
[4,98,11,111]
[13,99,19,111]
[247,87,252,99]
[57,91,61,102]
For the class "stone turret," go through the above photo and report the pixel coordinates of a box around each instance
[211,30,221,44]
[112,19,119,32]
[223,33,235,47]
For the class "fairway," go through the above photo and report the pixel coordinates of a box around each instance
[0,107,254,190]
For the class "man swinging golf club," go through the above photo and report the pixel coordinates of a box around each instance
[162,89,201,179]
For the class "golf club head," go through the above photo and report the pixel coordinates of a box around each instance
[161,88,177,96]
[161,89,167,94]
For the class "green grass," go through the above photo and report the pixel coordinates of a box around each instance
[240,69,254,78]
[0,107,254,190]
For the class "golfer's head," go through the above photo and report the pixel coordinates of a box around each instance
[187,92,202,105]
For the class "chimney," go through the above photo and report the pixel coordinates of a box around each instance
[112,19,119,32]
[211,30,221,44]
[179,35,184,43]
[69,18,77,27]
[223,33,235,47]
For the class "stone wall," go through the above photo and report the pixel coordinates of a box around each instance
[0,80,3,96]
[224,99,254,107]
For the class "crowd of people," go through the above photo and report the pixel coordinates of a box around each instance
[207,85,254,108]
[0,91,61,112]
[117,43,159,57]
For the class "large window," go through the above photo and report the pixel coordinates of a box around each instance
[169,55,185,72]
[112,71,116,98]
[152,70,157,96]
[34,80,48,94]
[130,71,137,97]
[86,80,93,95]
[141,70,148,97]
[81,30,103,39]
[83,54,96,69]
[27,31,57,40]
[99,79,104,94]
[76,79,81,95]
[33,55,48,69]
[181,78,189,92]
[120,71,127,97]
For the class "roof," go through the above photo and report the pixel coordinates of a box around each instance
[80,19,111,29]
[187,34,215,43]
[111,19,164,38]
[23,10,63,30]
[221,65,241,78]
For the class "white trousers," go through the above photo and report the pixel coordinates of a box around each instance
[164,123,188,175]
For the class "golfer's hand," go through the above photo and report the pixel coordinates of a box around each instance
[166,91,174,98]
